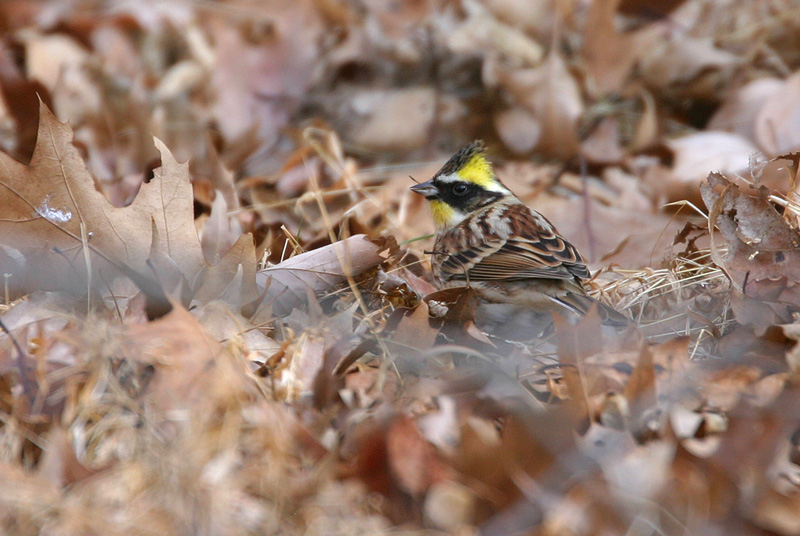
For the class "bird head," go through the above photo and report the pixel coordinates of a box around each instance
[411,140,512,231]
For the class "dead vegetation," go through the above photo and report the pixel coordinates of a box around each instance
[2,0,800,534]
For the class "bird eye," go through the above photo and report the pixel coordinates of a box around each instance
[453,183,468,196]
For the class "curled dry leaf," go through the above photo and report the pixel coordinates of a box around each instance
[701,171,800,325]
[630,88,659,152]
[701,172,800,285]
[256,235,388,316]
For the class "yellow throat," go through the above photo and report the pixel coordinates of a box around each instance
[429,199,455,230]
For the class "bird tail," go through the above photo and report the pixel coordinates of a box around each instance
[550,292,629,327]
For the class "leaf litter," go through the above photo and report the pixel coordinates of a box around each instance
[2,1,800,534]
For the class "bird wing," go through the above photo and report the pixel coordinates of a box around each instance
[438,203,590,283]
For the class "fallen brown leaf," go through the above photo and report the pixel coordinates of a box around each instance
[701,171,800,326]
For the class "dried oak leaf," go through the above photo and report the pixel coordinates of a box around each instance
[0,102,200,292]
[0,102,256,312]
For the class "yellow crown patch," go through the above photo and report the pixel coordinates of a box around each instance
[457,151,494,189]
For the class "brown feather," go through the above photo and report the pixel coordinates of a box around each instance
[433,200,590,285]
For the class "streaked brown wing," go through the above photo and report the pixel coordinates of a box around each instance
[439,204,590,282]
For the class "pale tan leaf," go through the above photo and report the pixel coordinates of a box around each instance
[708,78,783,143]
[201,190,239,265]
[667,131,759,187]
[349,87,437,151]
[493,107,540,155]
[701,171,800,286]
[755,71,800,156]
[255,235,386,316]
[630,88,659,152]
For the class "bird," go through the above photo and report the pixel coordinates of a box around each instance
[410,140,627,328]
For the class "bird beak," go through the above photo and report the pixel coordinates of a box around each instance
[410,180,439,198]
